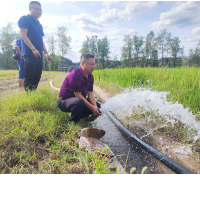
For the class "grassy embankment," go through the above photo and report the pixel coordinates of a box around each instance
[93,66,200,148]
[0,71,113,174]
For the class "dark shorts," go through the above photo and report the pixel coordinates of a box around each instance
[18,64,25,79]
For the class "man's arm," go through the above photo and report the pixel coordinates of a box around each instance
[15,45,23,61]
[74,92,100,116]
[43,42,52,63]
[20,28,41,58]
[88,91,97,107]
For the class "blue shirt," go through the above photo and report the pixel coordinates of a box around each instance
[18,14,44,57]
[15,38,24,65]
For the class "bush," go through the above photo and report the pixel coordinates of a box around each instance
[68,66,78,72]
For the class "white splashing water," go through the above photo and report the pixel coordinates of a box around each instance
[101,87,200,143]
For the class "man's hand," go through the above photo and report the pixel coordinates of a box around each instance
[91,105,101,116]
[45,53,52,63]
[32,48,41,58]
[20,55,23,61]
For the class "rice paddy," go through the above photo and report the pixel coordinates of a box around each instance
[93,66,200,117]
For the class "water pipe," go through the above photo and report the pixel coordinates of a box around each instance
[107,111,194,174]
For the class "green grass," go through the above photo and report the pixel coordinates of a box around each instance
[93,66,200,116]
[93,66,200,146]
[0,73,113,174]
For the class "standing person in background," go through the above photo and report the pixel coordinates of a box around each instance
[18,1,52,91]
[15,38,25,92]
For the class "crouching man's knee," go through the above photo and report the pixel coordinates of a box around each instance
[75,98,84,107]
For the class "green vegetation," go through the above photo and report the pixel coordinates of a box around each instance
[93,66,200,116]
[93,66,200,148]
[0,73,113,174]
[0,23,78,71]
[1,22,200,72]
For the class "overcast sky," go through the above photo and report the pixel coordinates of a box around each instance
[1,0,200,62]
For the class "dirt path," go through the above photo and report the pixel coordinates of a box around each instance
[0,77,48,92]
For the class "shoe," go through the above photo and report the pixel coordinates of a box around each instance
[80,128,105,138]
[19,88,25,92]
[83,114,99,122]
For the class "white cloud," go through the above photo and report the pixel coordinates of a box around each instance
[71,13,107,37]
[0,2,27,27]
[102,1,113,8]
[70,10,141,61]
[35,0,65,4]
[150,1,200,29]
[192,27,200,35]
[180,35,200,43]
[0,1,68,30]
[99,1,158,24]
[40,15,69,29]
[71,13,139,38]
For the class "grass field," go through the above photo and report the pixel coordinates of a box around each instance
[0,70,61,80]
[0,72,113,174]
[93,66,200,118]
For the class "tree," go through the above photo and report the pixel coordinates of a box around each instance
[170,36,184,67]
[47,32,56,55]
[144,31,155,67]
[0,23,20,69]
[47,32,59,71]
[133,35,143,67]
[57,26,71,57]
[79,39,90,54]
[188,41,200,67]
[121,35,134,67]
[151,49,159,67]
[43,54,48,71]
[79,35,110,69]
[112,54,120,68]
[156,28,172,66]
[97,36,110,69]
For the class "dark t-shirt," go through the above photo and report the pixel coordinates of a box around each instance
[18,14,44,57]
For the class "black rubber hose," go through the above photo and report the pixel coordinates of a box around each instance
[107,111,194,174]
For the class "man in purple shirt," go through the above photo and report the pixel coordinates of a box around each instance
[57,54,101,124]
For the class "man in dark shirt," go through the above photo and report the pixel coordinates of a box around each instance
[18,1,52,91]
[57,54,101,124]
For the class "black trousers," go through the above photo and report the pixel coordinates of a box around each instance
[23,55,43,91]
[57,97,101,123]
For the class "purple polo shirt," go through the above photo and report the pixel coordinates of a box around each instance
[59,66,94,100]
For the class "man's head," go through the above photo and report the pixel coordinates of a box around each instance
[81,54,95,75]
[29,1,42,20]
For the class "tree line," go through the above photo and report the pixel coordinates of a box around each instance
[0,23,77,71]
[0,23,200,71]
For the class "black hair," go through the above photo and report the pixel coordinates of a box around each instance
[29,1,41,6]
[81,54,95,62]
